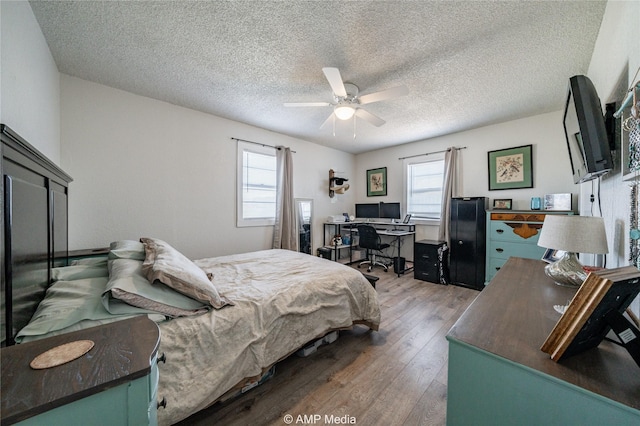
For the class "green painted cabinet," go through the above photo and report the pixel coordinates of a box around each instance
[447,257,640,425]
[485,211,573,284]
[1,317,161,425]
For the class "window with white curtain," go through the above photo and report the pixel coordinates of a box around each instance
[236,141,276,227]
[404,154,445,221]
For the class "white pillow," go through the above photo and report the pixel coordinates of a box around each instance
[140,237,233,309]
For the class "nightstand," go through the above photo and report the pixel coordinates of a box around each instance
[1,316,161,425]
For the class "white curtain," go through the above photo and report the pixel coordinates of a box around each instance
[438,147,459,246]
[273,147,297,251]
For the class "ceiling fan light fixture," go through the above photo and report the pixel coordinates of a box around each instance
[334,105,355,120]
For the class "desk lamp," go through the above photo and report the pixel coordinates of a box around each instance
[537,215,608,287]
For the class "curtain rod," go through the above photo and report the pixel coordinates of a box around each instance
[398,146,466,160]
[231,137,296,153]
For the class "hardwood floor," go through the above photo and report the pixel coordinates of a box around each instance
[176,267,479,426]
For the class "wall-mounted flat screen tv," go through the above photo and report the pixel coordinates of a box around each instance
[562,75,613,184]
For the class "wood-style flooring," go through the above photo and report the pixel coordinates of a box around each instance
[176,266,479,426]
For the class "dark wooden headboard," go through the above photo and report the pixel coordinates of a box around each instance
[1,124,72,346]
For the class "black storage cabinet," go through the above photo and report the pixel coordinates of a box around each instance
[449,197,487,290]
[414,240,448,284]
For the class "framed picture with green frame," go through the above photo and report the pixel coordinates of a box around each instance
[487,144,533,190]
[366,167,387,196]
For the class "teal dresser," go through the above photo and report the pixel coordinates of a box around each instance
[1,317,161,425]
[447,257,640,426]
[485,210,572,284]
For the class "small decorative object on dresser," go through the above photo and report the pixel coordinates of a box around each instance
[530,196,542,210]
[493,199,512,210]
[544,193,572,211]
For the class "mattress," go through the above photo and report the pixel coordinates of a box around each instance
[156,249,380,425]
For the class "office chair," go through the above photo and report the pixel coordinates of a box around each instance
[357,225,390,272]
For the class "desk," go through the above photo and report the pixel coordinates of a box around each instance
[323,221,415,276]
[376,228,416,276]
[446,257,640,425]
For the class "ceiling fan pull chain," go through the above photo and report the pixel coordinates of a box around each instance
[353,115,357,139]
[332,114,336,137]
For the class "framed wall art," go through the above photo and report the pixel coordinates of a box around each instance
[488,144,533,190]
[367,167,387,197]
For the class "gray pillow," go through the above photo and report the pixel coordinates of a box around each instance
[51,264,109,282]
[140,237,233,309]
[15,277,130,342]
[104,258,210,317]
[108,240,146,260]
[70,256,108,267]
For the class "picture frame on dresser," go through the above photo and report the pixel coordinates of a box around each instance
[542,248,565,263]
[541,266,640,367]
[487,144,533,190]
[543,193,572,211]
[493,199,512,210]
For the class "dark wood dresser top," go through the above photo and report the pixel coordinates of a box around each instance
[1,316,160,424]
[447,257,640,411]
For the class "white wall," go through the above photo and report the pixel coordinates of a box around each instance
[355,111,576,242]
[0,0,60,163]
[60,75,355,259]
[583,0,640,268]
[584,0,640,314]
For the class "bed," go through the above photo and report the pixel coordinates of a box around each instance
[0,125,380,425]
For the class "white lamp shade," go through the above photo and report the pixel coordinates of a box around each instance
[537,215,608,254]
[334,105,355,120]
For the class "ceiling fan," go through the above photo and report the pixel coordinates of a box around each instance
[284,67,409,128]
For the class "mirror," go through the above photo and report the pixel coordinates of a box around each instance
[296,198,313,254]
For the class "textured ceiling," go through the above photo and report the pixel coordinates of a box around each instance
[29,0,607,154]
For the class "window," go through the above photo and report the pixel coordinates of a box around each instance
[404,154,445,221]
[237,141,277,227]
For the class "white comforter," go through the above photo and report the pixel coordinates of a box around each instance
[156,249,380,425]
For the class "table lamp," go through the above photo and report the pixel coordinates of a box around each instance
[537,215,608,287]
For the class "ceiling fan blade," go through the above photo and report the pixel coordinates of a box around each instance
[284,102,331,107]
[355,108,386,127]
[358,85,409,105]
[322,67,347,97]
[320,112,335,129]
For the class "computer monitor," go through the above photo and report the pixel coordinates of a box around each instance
[355,203,380,219]
[379,202,401,219]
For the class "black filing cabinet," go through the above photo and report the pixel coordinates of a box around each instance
[414,240,448,284]
[449,197,487,290]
